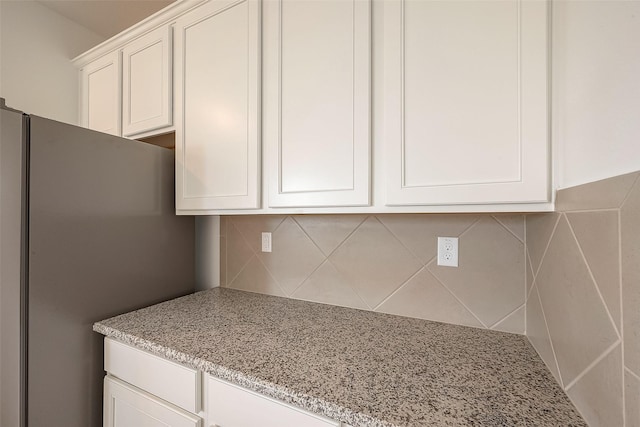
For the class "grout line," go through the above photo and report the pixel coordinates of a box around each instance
[225,222,256,286]
[290,215,333,258]
[618,208,626,427]
[492,214,525,244]
[489,303,525,331]
[429,271,488,329]
[525,249,537,301]
[287,257,327,298]
[253,252,288,297]
[375,215,427,266]
[564,340,622,392]
[270,215,288,233]
[458,216,484,239]
[536,284,565,388]
[292,214,369,259]
[561,208,622,214]
[625,366,640,383]
[619,173,640,209]
[372,266,425,312]
[532,213,562,279]
[565,212,621,340]
[226,254,256,289]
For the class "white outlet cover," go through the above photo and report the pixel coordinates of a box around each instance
[437,237,458,267]
[261,232,272,252]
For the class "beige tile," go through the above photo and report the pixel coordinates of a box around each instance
[292,261,368,310]
[429,217,524,327]
[293,214,367,256]
[622,179,640,375]
[556,171,639,211]
[625,368,640,427]
[527,286,562,385]
[226,222,255,284]
[491,305,525,335]
[526,213,560,274]
[377,214,478,264]
[376,268,482,328]
[493,214,525,242]
[227,256,285,296]
[230,215,287,253]
[220,236,227,286]
[536,216,618,386]
[567,211,621,332]
[526,250,535,296]
[329,217,423,308]
[219,216,227,237]
[258,217,326,296]
[566,345,623,427]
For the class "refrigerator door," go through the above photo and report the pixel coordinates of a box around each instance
[26,116,195,427]
[0,107,26,427]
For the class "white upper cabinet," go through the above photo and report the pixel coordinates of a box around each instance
[384,0,549,206]
[264,0,371,208]
[174,0,261,211]
[80,51,121,136]
[122,26,173,137]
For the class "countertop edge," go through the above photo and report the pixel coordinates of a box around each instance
[93,322,395,427]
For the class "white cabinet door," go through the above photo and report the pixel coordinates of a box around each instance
[264,0,371,208]
[104,377,201,427]
[80,51,121,136]
[122,26,172,137]
[207,376,340,427]
[175,0,261,211]
[384,0,549,205]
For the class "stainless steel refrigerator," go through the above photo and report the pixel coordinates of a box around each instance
[0,101,196,427]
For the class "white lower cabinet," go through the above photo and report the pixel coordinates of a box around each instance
[206,376,340,427]
[104,377,201,427]
[102,338,343,427]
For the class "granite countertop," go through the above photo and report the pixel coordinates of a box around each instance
[94,288,586,427]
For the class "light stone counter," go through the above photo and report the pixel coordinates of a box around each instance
[94,287,586,427]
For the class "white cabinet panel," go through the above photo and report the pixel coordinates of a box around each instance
[104,338,200,414]
[207,376,340,427]
[384,0,549,205]
[80,51,121,136]
[265,0,371,207]
[175,0,261,210]
[122,26,172,137]
[104,377,201,427]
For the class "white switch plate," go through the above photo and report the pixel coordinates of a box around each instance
[261,232,272,252]
[437,237,458,267]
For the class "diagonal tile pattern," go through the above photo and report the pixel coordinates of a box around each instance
[329,217,423,308]
[377,214,478,264]
[376,268,482,328]
[223,213,526,333]
[567,211,621,331]
[257,217,325,295]
[293,214,366,256]
[566,345,623,427]
[429,216,525,327]
[526,171,640,427]
[535,216,618,386]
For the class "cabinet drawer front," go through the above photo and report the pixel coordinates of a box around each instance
[105,376,201,427]
[207,377,340,427]
[104,338,200,413]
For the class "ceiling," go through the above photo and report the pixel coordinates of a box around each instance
[37,0,175,40]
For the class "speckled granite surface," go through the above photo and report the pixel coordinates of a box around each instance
[94,288,586,427]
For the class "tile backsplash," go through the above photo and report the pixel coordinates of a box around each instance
[525,171,640,427]
[221,213,526,333]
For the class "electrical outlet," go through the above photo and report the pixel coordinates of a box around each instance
[261,232,272,252]
[437,237,458,267]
